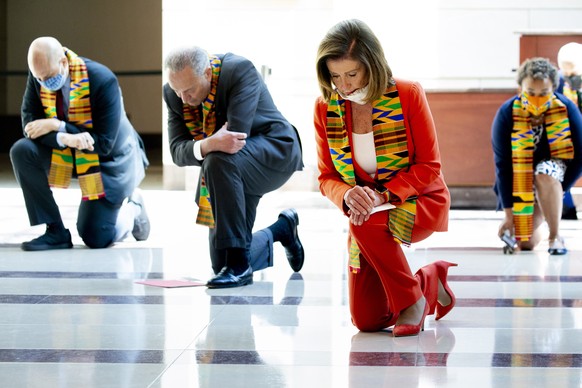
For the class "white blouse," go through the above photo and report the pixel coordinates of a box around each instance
[352,132,376,178]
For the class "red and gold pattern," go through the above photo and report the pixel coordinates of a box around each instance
[40,48,104,201]
[182,56,222,228]
[511,94,573,240]
[326,83,416,273]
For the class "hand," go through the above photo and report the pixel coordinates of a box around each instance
[498,209,515,238]
[203,122,247,155]
[364,186,386,207]
[344,186,375,225]
[60,132,95,151]
[24,119,61,139]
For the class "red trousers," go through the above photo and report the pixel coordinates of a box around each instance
[348,211,437,332]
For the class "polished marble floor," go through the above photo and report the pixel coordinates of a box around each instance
[0,153,581,387]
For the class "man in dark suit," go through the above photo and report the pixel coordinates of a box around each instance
[163,46,304,288]
[10,36,150,250]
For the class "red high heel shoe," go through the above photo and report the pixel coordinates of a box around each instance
[393,298,430,337]
[434,261,458,321]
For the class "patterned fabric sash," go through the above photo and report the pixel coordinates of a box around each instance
[562,82,579,107]
[326,83,417,273]
[40,48,104,201]
[182,56,222,228]
[511,94,573,240]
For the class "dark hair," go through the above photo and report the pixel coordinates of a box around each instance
[315,19,393,103]
[516,57,560,90]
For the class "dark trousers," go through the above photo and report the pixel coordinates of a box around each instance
[10,138,123,248]
[202,141,295,274]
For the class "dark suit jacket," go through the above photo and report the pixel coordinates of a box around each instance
[163,52,303,173]
[21,56,148,204]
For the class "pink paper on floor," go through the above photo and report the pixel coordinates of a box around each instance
[135,279,206,288]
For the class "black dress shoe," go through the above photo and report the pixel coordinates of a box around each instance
[22,229,73,251]
[128,188,150,241]
[278,208,305,272]
[206,265,253,289]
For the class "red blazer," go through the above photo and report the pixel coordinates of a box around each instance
[314,79,450,232]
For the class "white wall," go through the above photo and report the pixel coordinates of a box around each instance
[162,0,582,175]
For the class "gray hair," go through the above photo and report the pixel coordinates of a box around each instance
[164,46,209,76]
[516,57,559,90]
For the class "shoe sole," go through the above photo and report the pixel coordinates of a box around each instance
[21,243,73,252]
[206,278,253,289]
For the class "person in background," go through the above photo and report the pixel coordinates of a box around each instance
[10,37,150,251]
[163,46,305,288]
[556,42,582,220]
[492,57,582,255]
[314,19,456,337]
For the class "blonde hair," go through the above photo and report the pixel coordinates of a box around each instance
[315,19,393,103]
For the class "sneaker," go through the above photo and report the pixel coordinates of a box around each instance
[128,188,150,241]
[22,228,72,251]
[548,236,567,255]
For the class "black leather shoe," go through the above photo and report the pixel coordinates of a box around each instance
[128,189,150,241]
[278,208,305,272]
[207,265,253,289]
[22,228,73,251]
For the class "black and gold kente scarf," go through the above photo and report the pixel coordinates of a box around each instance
[326,83,416,273]
[40,48,104,201]
[182,56,222,227]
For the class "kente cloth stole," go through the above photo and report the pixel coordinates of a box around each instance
[326,84,417,273]
[40,48,104,201]
[182,56,222,228]
[562,83,579,107]
[511,95,573,240]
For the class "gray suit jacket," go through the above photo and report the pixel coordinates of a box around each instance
[163,52,303,173]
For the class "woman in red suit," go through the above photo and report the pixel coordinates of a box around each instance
[314,19,457,337]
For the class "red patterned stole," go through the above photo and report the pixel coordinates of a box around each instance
[40,48,104,201]
[326,83,416,273]
[182,56,222,227]
[511,94,573,240]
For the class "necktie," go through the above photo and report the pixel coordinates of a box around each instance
[56,91,65,120]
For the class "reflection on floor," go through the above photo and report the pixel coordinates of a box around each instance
[0,163,581,387]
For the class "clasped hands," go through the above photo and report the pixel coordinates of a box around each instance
[201,122,247,156]
[25,118,94,151]
[344,185,385,226]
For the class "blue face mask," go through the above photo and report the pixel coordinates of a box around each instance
[38,65,67,91]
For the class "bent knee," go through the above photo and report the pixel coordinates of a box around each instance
[352,319,381,332]
[351,312,395,332]
[10,138,35,164]
[79,226,114,249]
[203,152,234,170]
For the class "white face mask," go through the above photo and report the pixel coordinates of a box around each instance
[336,84,369,105]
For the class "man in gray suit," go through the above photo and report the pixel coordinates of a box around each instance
[10,37,150,250]
[163,47,304,288]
